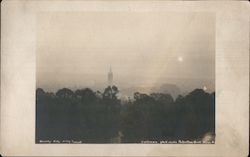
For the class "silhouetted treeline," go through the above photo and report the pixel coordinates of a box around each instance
[36,86,215,143]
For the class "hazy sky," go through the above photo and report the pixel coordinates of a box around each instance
[36,12,215,91]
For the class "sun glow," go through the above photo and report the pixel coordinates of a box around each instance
[178,56,183,62]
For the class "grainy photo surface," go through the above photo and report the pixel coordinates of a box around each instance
[35,12,215,144]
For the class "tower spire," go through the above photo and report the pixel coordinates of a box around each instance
[108,65,113,86]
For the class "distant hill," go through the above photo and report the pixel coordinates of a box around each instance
[119,83,181,100]
[151,83,181,99]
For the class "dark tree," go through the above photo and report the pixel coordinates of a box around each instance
[56,88,74,98]
[36,87,215,143]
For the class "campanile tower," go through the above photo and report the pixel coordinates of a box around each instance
[108,66,113,86]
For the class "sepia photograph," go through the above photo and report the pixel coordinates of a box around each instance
[36,12,215,144]
[1,1,249,156]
